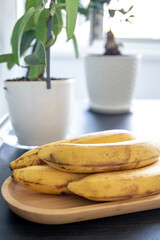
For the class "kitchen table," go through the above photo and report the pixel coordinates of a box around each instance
[1,99,160,240]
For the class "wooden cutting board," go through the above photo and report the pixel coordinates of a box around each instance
[2,177,160,225]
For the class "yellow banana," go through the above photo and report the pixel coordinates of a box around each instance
[10,129,135,170]
[67,159,160,201]
[9,148,47,171]
[11,165,87,194]
[66,129,136,144]
[38,139,159,173]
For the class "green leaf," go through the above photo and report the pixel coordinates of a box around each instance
[0,54,14,63]
[118,8,126,15]
[0,54,16,70]
[72,34,79,58]
[50,2,66,12]
[7,61,15,70]
[7,62,15,70]
[36,8,49,44]
[28,65,44,79]
[25,10,42,32]
[25,0,42,12]
[128,5,133,12]
[57,0,65,4]
[52,10,63,41]
[78,6,89,20]
[11,7,35,65]
[50,35,57,46]
[66,0,79,40]
[125,18,132,23]
[119,6,133,15]
[56,0,65,10]
[6,30,35,70]
[25,0,43,31]
[109,9,116,17]
[49,3,64,46]
[24,41,46,66]
[20,30,35,55]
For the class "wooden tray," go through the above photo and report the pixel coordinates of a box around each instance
[2,177,160,225]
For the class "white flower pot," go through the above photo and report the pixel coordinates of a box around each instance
[85,55,141,113]
[4,79,75,146]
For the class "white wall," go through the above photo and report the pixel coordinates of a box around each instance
[50,55,160,102]
[134,57,160,99]
[122,39,160,99]
[50,37,160,101]
[0,0,22,119]
[50,57,88,101]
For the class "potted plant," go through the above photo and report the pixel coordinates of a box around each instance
[81,0,141,113]
[0,0,79,146]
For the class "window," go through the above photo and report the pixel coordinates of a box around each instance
[16,0,25,19]
[103,0,160,40]
[14,0,160,58]
[15,0,160,40]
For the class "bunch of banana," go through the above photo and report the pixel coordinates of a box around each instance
[10,129,136,194]
[10,129,160,202]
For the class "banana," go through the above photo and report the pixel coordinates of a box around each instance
[38,139,159,173]
[11,165,87,194]
[9,148,46,171]
[10,129,135,170]
[67,159,160,201]
[66,129,136,144]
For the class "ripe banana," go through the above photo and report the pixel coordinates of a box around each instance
[10,129,135,170]
[38,139,159,173]
[9,148,46,171]
[12,165,87,194]
[66,129,136,144]
[67,159,160,201]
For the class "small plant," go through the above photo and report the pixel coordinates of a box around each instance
[0,0,79,88]
[79,0,134,55]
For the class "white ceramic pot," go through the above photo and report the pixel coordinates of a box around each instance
[4,79,75,146]
[85,55,141,113]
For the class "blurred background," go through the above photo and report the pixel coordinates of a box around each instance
[1,0,160,119]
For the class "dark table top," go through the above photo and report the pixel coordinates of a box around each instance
[1,99,160,240]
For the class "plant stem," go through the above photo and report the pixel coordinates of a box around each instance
[46,0,54,89]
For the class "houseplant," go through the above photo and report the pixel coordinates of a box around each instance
[0,0,79,146]
[81,0,141,113]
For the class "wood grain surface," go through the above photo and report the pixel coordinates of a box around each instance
[2,177,160,225]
